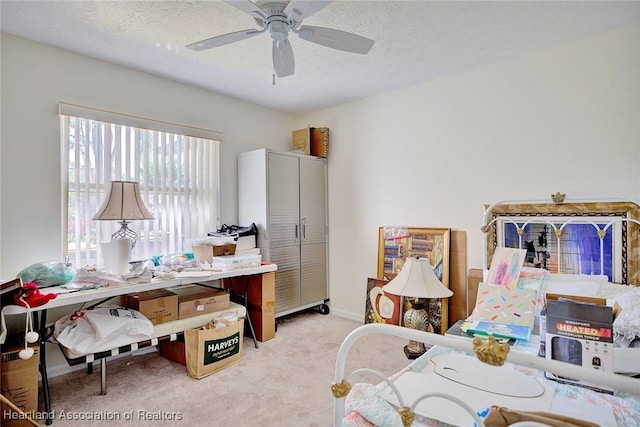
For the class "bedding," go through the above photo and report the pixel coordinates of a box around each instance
[334,324,640,427]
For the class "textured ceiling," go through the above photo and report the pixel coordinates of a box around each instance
[2,1,639,115]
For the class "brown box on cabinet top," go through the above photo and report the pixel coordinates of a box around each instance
[292,127,329,158]
[310,127,329,158]
[121,288,178,325]
[292,128,311,155]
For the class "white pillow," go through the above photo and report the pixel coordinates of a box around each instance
[544,274,607,297]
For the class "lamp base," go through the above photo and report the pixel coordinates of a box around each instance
[402,300,434,359]
[112,221,138,249]
[403,344,425,360]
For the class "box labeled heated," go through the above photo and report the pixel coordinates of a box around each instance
[544,297,618,394]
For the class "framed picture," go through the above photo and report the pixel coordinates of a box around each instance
[377,226,451,334]
[365,278,403,325]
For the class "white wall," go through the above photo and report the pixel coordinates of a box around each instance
[0,33,296,278]
[2,25,639,327]
[302,24,640,321]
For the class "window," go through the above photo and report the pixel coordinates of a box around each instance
[60,103,221,267]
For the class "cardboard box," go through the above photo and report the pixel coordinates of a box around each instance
[310,127,329,158]
[223,271,276,342]
[158,338,186,366]
[121,288,178,325]
[192,243,236,263]
[246,271,275,307]
[544,296,619,394]
[248,308,275,342]
[466,268,483,318]
[292,127,330,158]
[248,271,275,342]
[292,128,311,155]
[1,341,40,427]
[171,285,230,319]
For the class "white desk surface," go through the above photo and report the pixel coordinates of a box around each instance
[3,263,277,314]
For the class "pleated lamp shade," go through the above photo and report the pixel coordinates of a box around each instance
[383,257,452,298]
[93,181,154,221]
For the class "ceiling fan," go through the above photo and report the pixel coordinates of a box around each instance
[187,0,374,78]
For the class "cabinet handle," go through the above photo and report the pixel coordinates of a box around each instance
[295,224,299,240]
[302,217,306,240]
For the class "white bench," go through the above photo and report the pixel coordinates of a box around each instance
[58,302,247,395]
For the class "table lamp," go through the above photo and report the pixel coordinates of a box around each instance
[93,180,154,249]
[383,257,453,359]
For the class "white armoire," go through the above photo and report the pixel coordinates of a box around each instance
[238,148,329,317]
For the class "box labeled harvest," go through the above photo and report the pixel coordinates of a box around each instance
[185,318,244,379]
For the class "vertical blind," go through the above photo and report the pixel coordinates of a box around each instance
[59,102,221,267]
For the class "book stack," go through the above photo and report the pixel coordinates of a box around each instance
[445,320,518,346]
[1,278,22,296]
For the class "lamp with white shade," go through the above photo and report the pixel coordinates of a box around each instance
[383,256,453,359]
[93,180,154,249]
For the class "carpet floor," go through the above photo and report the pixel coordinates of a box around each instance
[38,310,409,426]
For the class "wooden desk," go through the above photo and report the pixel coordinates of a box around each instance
[3,263,277,424]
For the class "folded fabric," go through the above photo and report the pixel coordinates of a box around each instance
[484,405,598,427]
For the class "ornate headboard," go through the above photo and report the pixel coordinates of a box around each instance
[481,192,640,285]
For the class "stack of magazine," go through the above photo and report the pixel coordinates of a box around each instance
[445,319,532,346]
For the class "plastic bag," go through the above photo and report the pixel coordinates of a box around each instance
[54,307,153,356]
[17,262,75,288]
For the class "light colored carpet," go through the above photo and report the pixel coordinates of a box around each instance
[41,310,409,426]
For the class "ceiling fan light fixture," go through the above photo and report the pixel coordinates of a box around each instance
[188,0,374,76]
[268,19,289,41]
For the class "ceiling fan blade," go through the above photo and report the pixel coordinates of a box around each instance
[272,39,295,77]
[225,0,266,20]
[187,29,262,51]
[298,25,374,54]
[284,0,332,24]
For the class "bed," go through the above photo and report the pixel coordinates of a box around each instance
[332,324,640,426]
[333,194,640,426]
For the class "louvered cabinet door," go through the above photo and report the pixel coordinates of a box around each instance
[299,156,328,305]
[267,152,302,314]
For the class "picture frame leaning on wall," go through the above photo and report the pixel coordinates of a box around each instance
[377,226,451,334]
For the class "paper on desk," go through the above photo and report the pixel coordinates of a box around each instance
[176,270,216,278]
[378,371,555,427]
[550,396,617,427]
